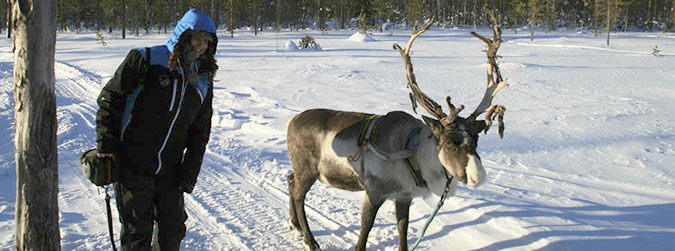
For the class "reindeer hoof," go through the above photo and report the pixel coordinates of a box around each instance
[303,242,321,251]
[289,220,303,237]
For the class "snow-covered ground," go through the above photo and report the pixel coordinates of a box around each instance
[0,28,673,250]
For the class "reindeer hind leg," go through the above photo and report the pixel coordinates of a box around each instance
[291,168,320,250]
[287,173,302,234]
[287,151,321,250]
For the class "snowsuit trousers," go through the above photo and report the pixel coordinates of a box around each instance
[114,171,187,251]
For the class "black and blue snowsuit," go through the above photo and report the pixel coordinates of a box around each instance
[95,9,217,250]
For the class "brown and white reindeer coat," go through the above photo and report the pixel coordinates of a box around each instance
[286,5,508,251]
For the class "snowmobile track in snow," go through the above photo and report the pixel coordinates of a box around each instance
[192,151,360,250]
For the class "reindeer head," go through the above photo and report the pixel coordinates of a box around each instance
[421,108,487,188]
[394,5,507,188]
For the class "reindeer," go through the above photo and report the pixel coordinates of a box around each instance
[286,6,508,251]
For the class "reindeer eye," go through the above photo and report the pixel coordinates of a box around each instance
[442,134,462,149]
[444,141,457,151]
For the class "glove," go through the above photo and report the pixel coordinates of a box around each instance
[178,178,195,194]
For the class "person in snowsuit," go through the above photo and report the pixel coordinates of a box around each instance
[95,9,217,250]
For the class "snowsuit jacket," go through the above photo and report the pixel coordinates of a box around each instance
[96,9,218,193]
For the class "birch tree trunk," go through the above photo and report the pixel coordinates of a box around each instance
[12,0,60,250]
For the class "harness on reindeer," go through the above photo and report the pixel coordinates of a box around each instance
[348,114,427,188]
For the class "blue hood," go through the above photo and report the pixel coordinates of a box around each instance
[166,8,217,53]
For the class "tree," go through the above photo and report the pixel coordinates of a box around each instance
[100,0,123,34]
[529,0,542,41]
[523,0,555,40]
[212,0,221,29]
[227,0,234,37]
[357,0,375,31]
[593,0,625,44]
[42,0,674,35]
[0,1,6,35]
[336,0,351,29]
[373,0,398,30]
[606,0,612,45]
[275,0,281,31]
[251,0,261,35]
[6,0,11,37]
[122,0,127,38]
[647,0,653,30]
[406,0,423,27]
[317,0,326,32]
[508,0,527,33]
[150,0,171,33]
[435,0,445,26]
[145,0,153,34]
[12,0,61,249]
[545,0,556,30]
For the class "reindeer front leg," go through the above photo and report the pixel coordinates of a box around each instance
[395,198,412,251]
[356,194,384,251]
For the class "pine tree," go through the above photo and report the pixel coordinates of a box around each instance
[508,0,527,33]
[0,1,6,35]
[529,0,542,40]
[406,0,423,28]
[357,0,375,31]
[672,0,675,31]
[545,0,556,31]
[373,0,398,30]
[593,0,626,44]
[100,0,126,37]
[227,0,235,37]
[145,0,152,34]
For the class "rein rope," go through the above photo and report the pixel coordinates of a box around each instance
[411,173,454,251]
[347,114,455,249]
[103,186,118,251]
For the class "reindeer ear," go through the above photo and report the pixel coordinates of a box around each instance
[475,120,487,133]
[422,115,443,137]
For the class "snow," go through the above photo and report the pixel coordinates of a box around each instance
[283,40,299,52]
[348,31,376,42]
[0,29,674,250]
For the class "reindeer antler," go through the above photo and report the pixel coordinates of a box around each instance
[467,5,508,138]
[394,18,464,125]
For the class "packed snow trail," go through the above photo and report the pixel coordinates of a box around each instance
[48,59,361,250]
